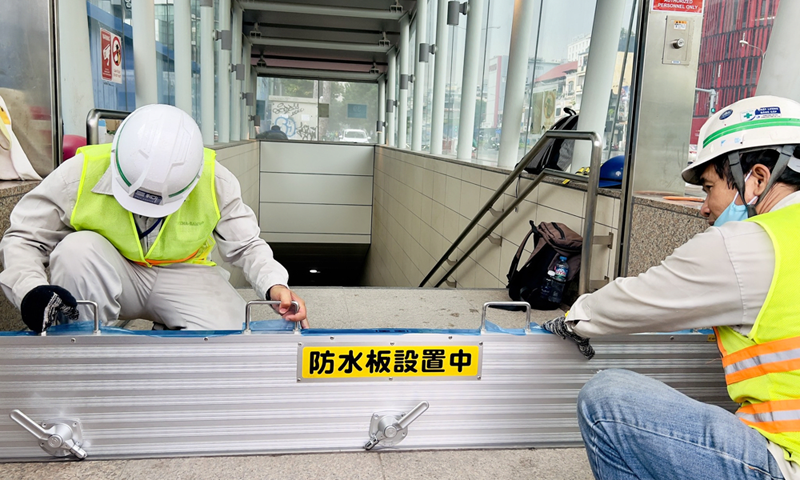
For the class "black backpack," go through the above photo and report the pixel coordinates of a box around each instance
[518,107,579,174]
[505,221,583,309]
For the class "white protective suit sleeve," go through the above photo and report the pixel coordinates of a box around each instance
[566,220,776,338]
[0,159,82,307]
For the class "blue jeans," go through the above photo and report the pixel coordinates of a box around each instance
[578,369,785,480]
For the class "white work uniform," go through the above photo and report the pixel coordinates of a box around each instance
[0,153,289,330]
[566,190,800,479]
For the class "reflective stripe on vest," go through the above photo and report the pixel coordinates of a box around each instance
[722,336,800,385]
[737,399,800,434]
[715,203,800,462]
[70,144,220,267]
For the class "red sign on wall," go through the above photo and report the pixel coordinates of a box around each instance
[100,28,122,84]
[652,0,704,14]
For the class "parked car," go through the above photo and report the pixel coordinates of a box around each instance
[340,129,370,143]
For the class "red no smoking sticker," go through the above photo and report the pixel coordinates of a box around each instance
[100,28,123,84]
[652,0,704,14]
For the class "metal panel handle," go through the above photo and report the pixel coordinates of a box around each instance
[39,300,99,337]
[245,300,301,334]
[481,302,532,334]
[78,300,100,335]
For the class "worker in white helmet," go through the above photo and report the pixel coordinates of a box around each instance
[0,104,307,332]
[542,95,800,479]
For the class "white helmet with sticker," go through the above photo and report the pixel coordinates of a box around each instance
[682,95,800,185]
[110,104,205,217]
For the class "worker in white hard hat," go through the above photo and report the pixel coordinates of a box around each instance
[541,95,800,480]
[0,104,307,332]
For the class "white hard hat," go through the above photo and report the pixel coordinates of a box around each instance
[682,95,800,185]
[111,104,205,217]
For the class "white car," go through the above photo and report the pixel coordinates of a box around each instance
[340,129,370,143]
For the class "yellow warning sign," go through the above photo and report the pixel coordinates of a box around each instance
[300,345,481,380]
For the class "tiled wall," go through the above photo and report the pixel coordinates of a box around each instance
[212,141,260,214]
[209,141,260,287]
[364,147,620,290]
[259,141,373,244]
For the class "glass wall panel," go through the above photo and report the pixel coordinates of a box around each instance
[255,78,378,142]
[442,9,468,155]
[436,0,636,167]
[328,82,379,142]
[87,0,135,111]
[154,0,175,106]
[474,0,513,165]
[602,3,637,162]
[422,0,437,151]
[87,0,201,116]
[515,0,595,165]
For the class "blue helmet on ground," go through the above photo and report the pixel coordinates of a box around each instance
[599,155,624,188]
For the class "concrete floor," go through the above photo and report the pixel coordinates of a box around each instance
[2,287,595,479]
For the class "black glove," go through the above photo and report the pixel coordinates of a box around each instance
[541,315,595,360]
[20,285,80,333]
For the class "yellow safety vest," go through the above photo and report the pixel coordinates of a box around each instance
[715,203,800,463]
[70,144,220,267]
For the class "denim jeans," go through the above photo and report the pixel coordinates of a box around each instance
[577,369,785,480]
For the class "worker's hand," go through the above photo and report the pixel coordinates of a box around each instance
[20,285,79,333]
[541,315,595,360]
[268,285,309,329]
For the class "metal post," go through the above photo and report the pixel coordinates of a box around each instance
[230,3,242,141]
[218,0,231,143]
[695,87,718,117]
[571,0,626,171]
[131,0,158,107]
[241,39,252,139]
[58,0,95,136]
[378,78,386,144]
[200,1,215,145]
[755,0,800,99]
[387,53,397,147]
[411,0,428,151]
[174,0,192,115]
[497,0,537,169]
[456,0,484,161]
[430,0,449,155]
[398,16,410,150]
[250,66,258,138]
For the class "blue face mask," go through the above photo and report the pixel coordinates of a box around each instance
[714,173,758,227]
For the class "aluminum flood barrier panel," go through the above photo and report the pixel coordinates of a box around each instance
[0,322,729,461]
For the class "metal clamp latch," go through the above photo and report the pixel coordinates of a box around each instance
[364,401,429,450]
[10,409,87,459]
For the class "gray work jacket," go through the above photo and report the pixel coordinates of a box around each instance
[0,153,289,309]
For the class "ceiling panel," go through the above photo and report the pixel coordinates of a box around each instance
[240,0,416,79]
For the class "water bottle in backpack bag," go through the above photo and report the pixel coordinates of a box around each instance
[547,256,570,304]
[540,270,555,300]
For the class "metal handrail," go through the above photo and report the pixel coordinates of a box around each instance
[86,109,130,145]
[419,130,603,296]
